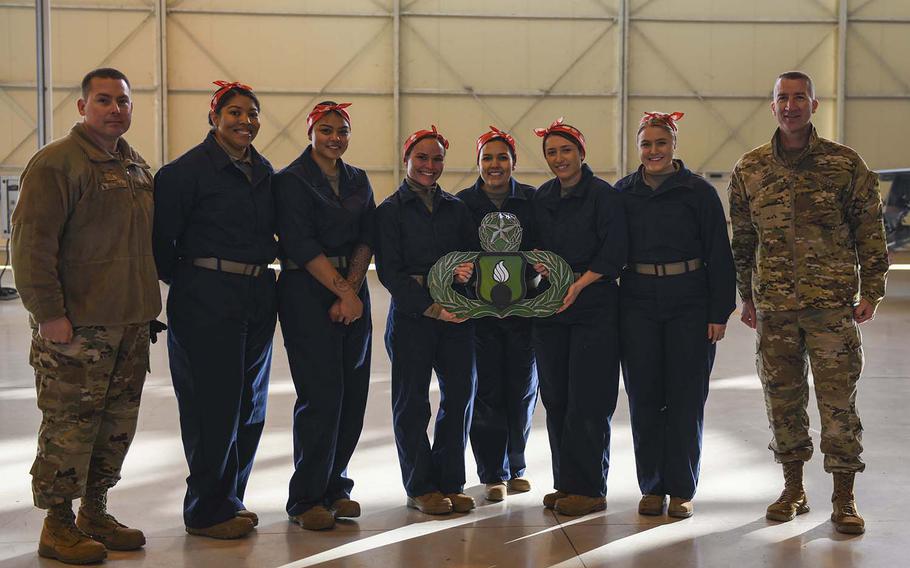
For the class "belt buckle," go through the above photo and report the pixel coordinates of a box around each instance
[657,264,666,277]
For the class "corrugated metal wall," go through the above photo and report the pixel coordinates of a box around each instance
[1,0,908,199]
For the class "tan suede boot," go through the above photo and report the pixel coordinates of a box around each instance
[331,498,361,519]
[444,493,476,513]
[766,461,810,522]
[543,490,568,509]
[38,502,107,565]
[831,472,865,534]
[484,483,507,502]
[186,517,254,539]
[554,494,607,516]
[289,505,335,530]
[406,492,453,515]
[77,490,146,551]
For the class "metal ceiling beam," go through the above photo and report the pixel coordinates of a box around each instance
[630,24,754,159]
[167,7,390,18]
[848,26,910,94]
[403,15,617,189]
[166,15,308,154]
[0,2,152,11]
[2,10,154,165]
[403,12,616,22]
[403,20,548,188]
[694,31,833,171]
[258,21,393,155]
[632,17,837,24]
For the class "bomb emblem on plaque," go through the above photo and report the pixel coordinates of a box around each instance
[428,212,573,319]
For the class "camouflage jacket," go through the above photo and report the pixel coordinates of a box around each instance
[11,123,162,326]
[728,126,888,311]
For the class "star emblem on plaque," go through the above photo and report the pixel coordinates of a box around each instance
[428,212,573,318]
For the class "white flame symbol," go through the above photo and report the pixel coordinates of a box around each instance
[493,260,510,283]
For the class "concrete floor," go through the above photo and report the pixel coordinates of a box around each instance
[0,269,907,568]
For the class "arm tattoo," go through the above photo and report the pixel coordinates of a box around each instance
[346,244,372,292]
[333,275,353,294]
[423,303,443,319]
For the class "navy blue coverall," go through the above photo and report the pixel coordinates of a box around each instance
[273,146,375,515]
[531,164,627,498]
[374,181,479,498]
[614,160,735,500]
[153,132,277,530]
[456,178,539,485]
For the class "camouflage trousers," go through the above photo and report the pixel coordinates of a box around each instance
[29,323,150,509]
[756,307,865,473]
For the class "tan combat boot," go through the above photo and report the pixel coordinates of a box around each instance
[289,505,335,530]
[484,483,507,502]
[39,502,107,565]
[330,498,361,519]
[444,493,476,513]
[766,461,810,522]
[406,492,453,515]
[77,490,146,551]
[554,494,607,516]
[831,472,865,534]
[542,490,568,509]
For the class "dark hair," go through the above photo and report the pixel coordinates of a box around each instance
[81,68,130,99]
[404,135,446,161]
[208,87,260,126]
[542,130,583,155]
[775,71,815,99]
[479,137,516,162]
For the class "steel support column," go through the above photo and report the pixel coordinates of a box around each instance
[156,0,168,165]
[35,0,51,148]
[836,0,848,143]
[393,0,401,184]
[617,0,629,175]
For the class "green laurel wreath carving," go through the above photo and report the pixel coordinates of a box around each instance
[427,250,573,319]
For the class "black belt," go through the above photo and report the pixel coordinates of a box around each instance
[632,258,702,277]
[281,255,348,271]
[192,257,268,277]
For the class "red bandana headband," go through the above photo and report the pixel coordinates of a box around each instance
[210,80,254,112]
[639,111,685,132]
[476,125,518,165]
[306,102,353,137]
[402,124,449,160]
[533,117,586,154]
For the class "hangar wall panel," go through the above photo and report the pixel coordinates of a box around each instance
[0,0,908,200]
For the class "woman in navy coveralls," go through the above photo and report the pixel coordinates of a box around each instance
[153,81,276,539]
[456,126,538,502]
[273,102,375,530]
[614,112,735,518]
[374,126,479,515]
[530,118,628,517]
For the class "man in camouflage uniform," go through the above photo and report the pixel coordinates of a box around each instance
[11,68,161,564]
[729,71,889,535]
